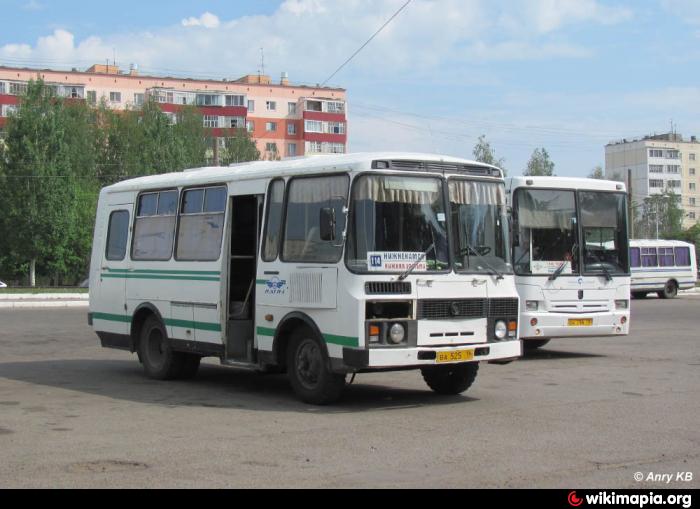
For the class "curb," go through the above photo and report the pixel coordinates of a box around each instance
[0,300,89,309]
[0,293,88,301]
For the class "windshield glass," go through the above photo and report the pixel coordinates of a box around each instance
[514,189,578,275]
[579,191,629,274]
[449,179,512,274]
[346,175,449,273]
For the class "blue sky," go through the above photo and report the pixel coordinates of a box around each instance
[1,0,699,176]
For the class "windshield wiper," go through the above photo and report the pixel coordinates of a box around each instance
[397,243,435,281]
[461,244,504,280]
[586,250,613,281]
[549,260,569,281]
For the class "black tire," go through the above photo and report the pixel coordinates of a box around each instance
[632,292,648,300]
[138,315,184,380]
[421,362,479,395]
[524,339,551,351]
[658,280,678,299]
[287,328,346,405]
[178,354,201,379]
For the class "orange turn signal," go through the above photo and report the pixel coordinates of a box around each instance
[369,325,381,336]
[508,321,517,331]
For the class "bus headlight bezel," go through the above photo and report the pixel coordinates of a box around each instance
[388,323,406,344]
[494,320,508,340]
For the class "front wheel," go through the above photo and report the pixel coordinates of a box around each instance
[287,330,346,405]
[421,362,479,395]
[658,280,678,299]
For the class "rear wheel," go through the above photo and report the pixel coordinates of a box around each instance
[421,362,479,395]
[524,339,551,351]
[139,316,184,380]
[658,280,678,299]
[287,329,346,405]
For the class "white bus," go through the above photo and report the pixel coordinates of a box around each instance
[505,176,631,350]
[630,239,697,299]
[89,153,521,404]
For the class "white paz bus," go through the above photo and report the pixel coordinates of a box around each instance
[89,153,521,404]
[630,239,697,299]
[505,176,631,350]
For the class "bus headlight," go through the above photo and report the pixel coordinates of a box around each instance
[495,320,507,340]
[526,301,538,311]
[388,323,405,344]
[615,300,629,310]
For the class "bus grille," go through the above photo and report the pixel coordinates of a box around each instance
[365,281,412,295]
[488,298,519,317]
[417,299,487,320]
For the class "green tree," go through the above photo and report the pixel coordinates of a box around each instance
[473,134,506,175]
[635,190,684,239]
[219,128,260,165]
[588,165,605,179]
[524,148,555,176]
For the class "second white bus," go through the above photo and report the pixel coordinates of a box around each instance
[506,176,631,349]
[630,239,697,299]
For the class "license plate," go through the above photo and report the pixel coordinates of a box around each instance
[568,319,593,327]
[436,349,475,363]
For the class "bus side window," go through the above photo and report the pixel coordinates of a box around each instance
[262,179,285,262]
[132,190,178,261]
[106,210,130,261]
[674,247,690,267]
[630,247,641,268]
[175,186,226,261]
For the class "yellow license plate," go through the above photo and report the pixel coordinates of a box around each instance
[436,349,475,363]
[568,319,593,327]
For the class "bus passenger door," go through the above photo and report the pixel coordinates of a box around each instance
[226,194,263,361]
[93,196,133,338]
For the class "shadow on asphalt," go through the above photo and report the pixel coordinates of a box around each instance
[0,358,477,413]
[519,349,605,361]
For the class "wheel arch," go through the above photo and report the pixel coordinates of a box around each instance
[130,302,167,353]
[272,312,329,370]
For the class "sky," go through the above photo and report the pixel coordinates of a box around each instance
[1,0,699,177]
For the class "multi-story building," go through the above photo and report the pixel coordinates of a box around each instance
[605,133,700,229]
[0,64,348,160]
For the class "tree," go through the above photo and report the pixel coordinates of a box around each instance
[635,190,684,239]
[473,135,506,175]
[589,165,605,179]
[219,128,260,165]
[523,148,555,176]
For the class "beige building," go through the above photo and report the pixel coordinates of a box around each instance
[0,64,347,160]
[605,133,700,230]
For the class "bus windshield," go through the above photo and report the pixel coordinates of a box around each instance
[449,179,512,275]
[346,175,449,273]
[579,191,629,274]
[513,189,578,276]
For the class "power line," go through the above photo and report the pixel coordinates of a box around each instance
[320,0,412,87]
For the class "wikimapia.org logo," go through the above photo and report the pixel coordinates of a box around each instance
[567,491,693,508]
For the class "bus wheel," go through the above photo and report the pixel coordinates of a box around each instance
[139,316,183,380]
[524,339,550,351]
[421,362,479,395]
[287,329,346,405]
[658,280,677,299]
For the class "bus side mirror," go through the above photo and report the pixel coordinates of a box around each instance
[320,207,336,241]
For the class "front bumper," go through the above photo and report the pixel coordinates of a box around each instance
[342,339,521,370]
[519,311,629,340]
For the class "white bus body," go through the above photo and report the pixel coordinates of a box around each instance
[89,153,521,404]
[630,239,697,299]
[505,176,631,348]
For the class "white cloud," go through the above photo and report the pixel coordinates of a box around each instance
[181,12,220,29]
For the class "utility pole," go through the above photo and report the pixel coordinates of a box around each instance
[627,169,634,238]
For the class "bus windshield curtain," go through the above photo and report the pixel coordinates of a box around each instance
[518,192,573,230]
[449,180,504,206]
[353,176,439,204]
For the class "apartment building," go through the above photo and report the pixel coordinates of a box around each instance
[605,133,700,229]
[0,64,348,159]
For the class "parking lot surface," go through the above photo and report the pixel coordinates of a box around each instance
[0,296,698,488]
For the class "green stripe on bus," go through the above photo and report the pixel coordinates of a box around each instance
[92,312,132,323]
[101,274,219,281]
[256,279,268,285]
[104,268,221,275]
[256,326,357,347]
[93,312,220,332]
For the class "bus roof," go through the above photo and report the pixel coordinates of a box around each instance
[630,239,695,248]
[506,176,626,193]
[103,152,502,194]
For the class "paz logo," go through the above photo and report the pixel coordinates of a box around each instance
[265,276,287,295]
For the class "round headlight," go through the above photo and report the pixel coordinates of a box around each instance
[388,323,405,344]
[495,320,507,340]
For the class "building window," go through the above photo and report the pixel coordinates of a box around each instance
[226,95,245,107]
[134,93,145,106]
[649,179,663,188]
[306,141,322,153]
[649,149,663,158]
[689,212,697,220]
[288,102,297,115]
[326,101,345,114]
[176,187,227,261]
[288,143,297,157]
[666,165,680,173]
[690,183,697,191]
[86,91,97,105]
[287,123,297,136]
[132,190,178,261]
[305,100,322,112]
[266,122,277,132]
[649,165,663,173]
[690,153,696,161]
[246,120,254,132]
[227,116,244,129]
[265,142,278,153]
[109,92,121,103]
[304,120,323,133]
[204,115,219,128]
[0,82,5,94]
[691,168,696,176]
[328,122,345,134]
[667,180,681,189]
[266,101,277,111]
[196,94,221,106]
[666,150,680,159]
[247,100,255,112]
[690,198,696,206]
[9,82,28,95]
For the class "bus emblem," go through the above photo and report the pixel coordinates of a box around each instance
[265,277,287,295]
